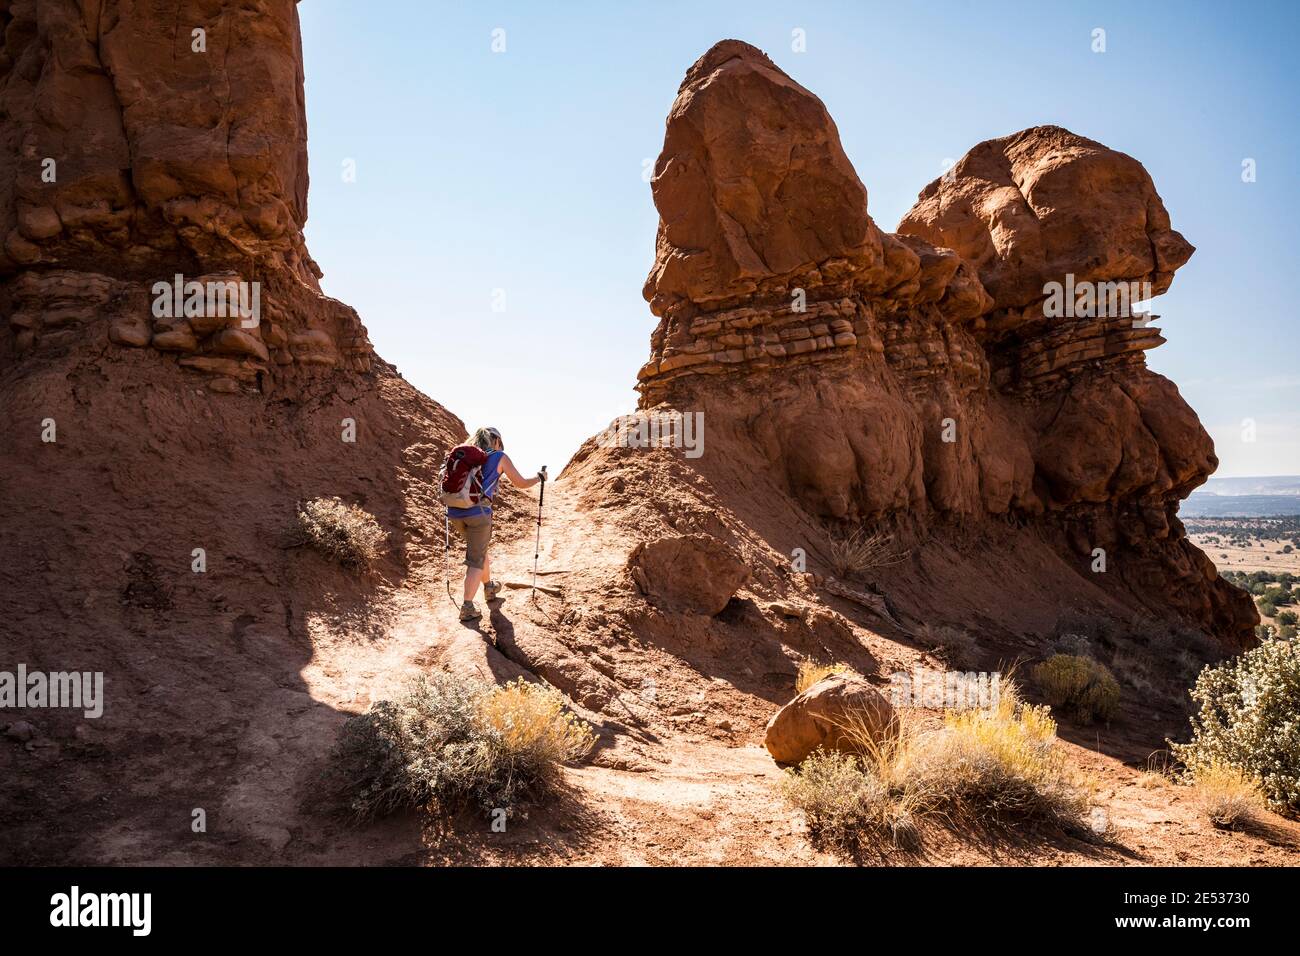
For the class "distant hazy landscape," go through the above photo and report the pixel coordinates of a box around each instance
[1182,475,1300,517]
[1182,479,1300,647]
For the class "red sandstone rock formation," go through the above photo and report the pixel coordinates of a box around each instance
[0,0,369,391]
[637,40,1255,646]
[0,4,468,862]
[0,17,1272,864]
[899,126,1195,312]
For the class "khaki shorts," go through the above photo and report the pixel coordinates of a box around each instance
[450,513,493,569]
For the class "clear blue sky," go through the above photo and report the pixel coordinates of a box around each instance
[299,0,1299,478]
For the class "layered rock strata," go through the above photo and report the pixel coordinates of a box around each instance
[637,40,1255,645]
[0,0,369,389]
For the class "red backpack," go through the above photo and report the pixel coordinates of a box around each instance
[438,444,490,508]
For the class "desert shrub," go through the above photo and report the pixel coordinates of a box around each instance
[297,496,386,569]
[781,683,1094,851]
[1187,761,1265,830]
[1052,612,1120,651]
[795,660,854,694]
[779,749,919,850]
[1138,623,1221,686]
[1054,632,1093,658]
[915,623,979,670]
[1263,586,1292,606]
[1109,648,1158,695]
[329,673,594,822]
[1032,654,1121,724]
[1277,610,1298,626]
[1170,636,1300,815]
[329,675,480,822]
[824,527,908,579]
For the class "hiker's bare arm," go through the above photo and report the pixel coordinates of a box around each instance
[500,454,542,489]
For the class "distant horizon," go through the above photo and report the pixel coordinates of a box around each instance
[1191,476,1300,510]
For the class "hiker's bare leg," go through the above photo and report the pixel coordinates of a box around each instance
[463,564,484,602]
[481,553,492,589]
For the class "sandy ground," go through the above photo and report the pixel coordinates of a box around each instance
[227,480,1300,866]
[1189,535,1300,574]
[4,353,1296,867]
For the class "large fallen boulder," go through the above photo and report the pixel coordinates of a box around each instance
[764,673,898,765]
[628,534,750,615]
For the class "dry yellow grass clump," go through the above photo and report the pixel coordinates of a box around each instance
[478,679,597,777]
[795,660,855,694]
[824,527,908,579]
[1188,761,1266,830]
[779,749,923,850]
[781,683,1096,852]
[1032,654,1120,724]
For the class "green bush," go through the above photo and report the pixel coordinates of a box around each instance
[1170,636,1300,815]
[1263,586,1292,606]
[328,673,594,822]
[1032,654,1121,724]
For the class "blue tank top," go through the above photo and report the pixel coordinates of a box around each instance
[448,450,503,519]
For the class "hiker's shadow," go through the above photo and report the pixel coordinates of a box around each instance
[440,602,541,685]
[486,604,567,690]
[486,602,663,760]
[485,600,520,648]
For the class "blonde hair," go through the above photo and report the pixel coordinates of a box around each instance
[468,427,499,452]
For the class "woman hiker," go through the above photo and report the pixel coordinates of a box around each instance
[446,426,546,622]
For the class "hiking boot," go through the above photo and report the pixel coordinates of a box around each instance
[459,600,482,622]
[484,580,503,603]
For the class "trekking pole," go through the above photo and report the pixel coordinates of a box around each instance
[531,466,547,602]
